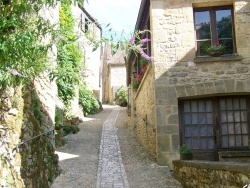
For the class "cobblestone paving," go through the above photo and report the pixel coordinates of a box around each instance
[96,109,129,188]
[51,105,182,188]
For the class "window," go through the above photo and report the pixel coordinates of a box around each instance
[179,96,250,160]
[194,6,235,56]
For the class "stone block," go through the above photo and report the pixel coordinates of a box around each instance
[175,85,187,97]
[157,125,179,135]
[195,83,206,95]
[204,82,216,94]
[171,134,180,152]
[166,86,177,100]
[155,87,168,100]
[168,114,179,124]
[236,80,244,92]
[185,85,196,96]
[215,81,226,93]
[224,79,235,92]
[158,134,171,151]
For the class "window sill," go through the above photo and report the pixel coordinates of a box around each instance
[219,151,250,158]
[194,54,243,63]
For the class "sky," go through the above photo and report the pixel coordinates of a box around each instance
[84,0,141,40]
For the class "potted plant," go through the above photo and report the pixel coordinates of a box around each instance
[206,40,225,57]
[178,144,193,160]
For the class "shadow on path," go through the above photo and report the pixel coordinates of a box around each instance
[51,105,182,188]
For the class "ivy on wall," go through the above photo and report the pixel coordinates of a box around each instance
[56,2,82,105]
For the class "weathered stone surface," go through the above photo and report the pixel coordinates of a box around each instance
[173,160,250,188]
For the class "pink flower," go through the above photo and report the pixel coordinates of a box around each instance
[141,38,150,44]
[140,51,153,61]
[128,37,135,44]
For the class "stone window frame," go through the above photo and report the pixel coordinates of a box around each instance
[193,5,236,57]
[179,95,250,161]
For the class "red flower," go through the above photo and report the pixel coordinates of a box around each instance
[140,66,147,73]
[215,40,220,45]
[135,73,142,81]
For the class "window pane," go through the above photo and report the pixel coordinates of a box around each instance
[193,126,199,137]
[226,99,233,110]
[199,113,206,124]
[206,100,212,112]
[195,11,210,25]
[227,111,234,122]
[200,138,206,149]
[200,125,206,136]
[216,9,232,22]
[186,138,192,147]
[184,101,190,112]
[197,41,211,56]
[193,138,199,149]
[185,126,192,137]
[221,136,228,147]
[221,123,228,135]
[192,113,198,124]
[196,24,211,39]
[184,113,191,124]
[191,101,198,112]
[220,111,227,123]
[243,136,248,146]
[235,135,242,147]
[241,111,247,122]
[240,98,246,109]
[234,111,240,122]
[235,123,241,134]
[220,99,226,110]
[216,9,233,37]
[228,123,234,134]
[208,138,214,149]
[242,123,248,134]
[207,125,214,136]
[233,99,240,110]
[198,101,205,112]
[220,39,233,54]
[229,135,235,147]
[206,113,213,124]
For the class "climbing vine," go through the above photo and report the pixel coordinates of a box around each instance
[0,0,85,90]
[55,2,83,105]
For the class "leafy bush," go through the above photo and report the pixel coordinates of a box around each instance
[115,86,128,107]
[79,85,100,115]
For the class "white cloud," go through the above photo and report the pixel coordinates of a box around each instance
[85,0,141,39]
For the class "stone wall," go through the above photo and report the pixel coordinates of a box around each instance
[0,4,60,188]
[149,0,250,168]
[0,87,25,188]
[109,65,126,103]
[132,65,157,158]
[173,160,250,188]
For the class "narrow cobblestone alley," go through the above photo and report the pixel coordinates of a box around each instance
[51,105,182,188]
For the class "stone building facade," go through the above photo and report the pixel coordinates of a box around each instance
[72,6,102,101]
[102,44,126,104]
[127,0,250,171]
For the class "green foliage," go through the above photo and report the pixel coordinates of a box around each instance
[115,86,128,107]
[54,2,83,104]
[178,144,191,154]
[0,0,57,89]
[79,84,100,115]
[63,125,79,134]
[132,82,140,90]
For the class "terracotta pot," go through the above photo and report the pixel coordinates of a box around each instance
[180,153,193,160]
